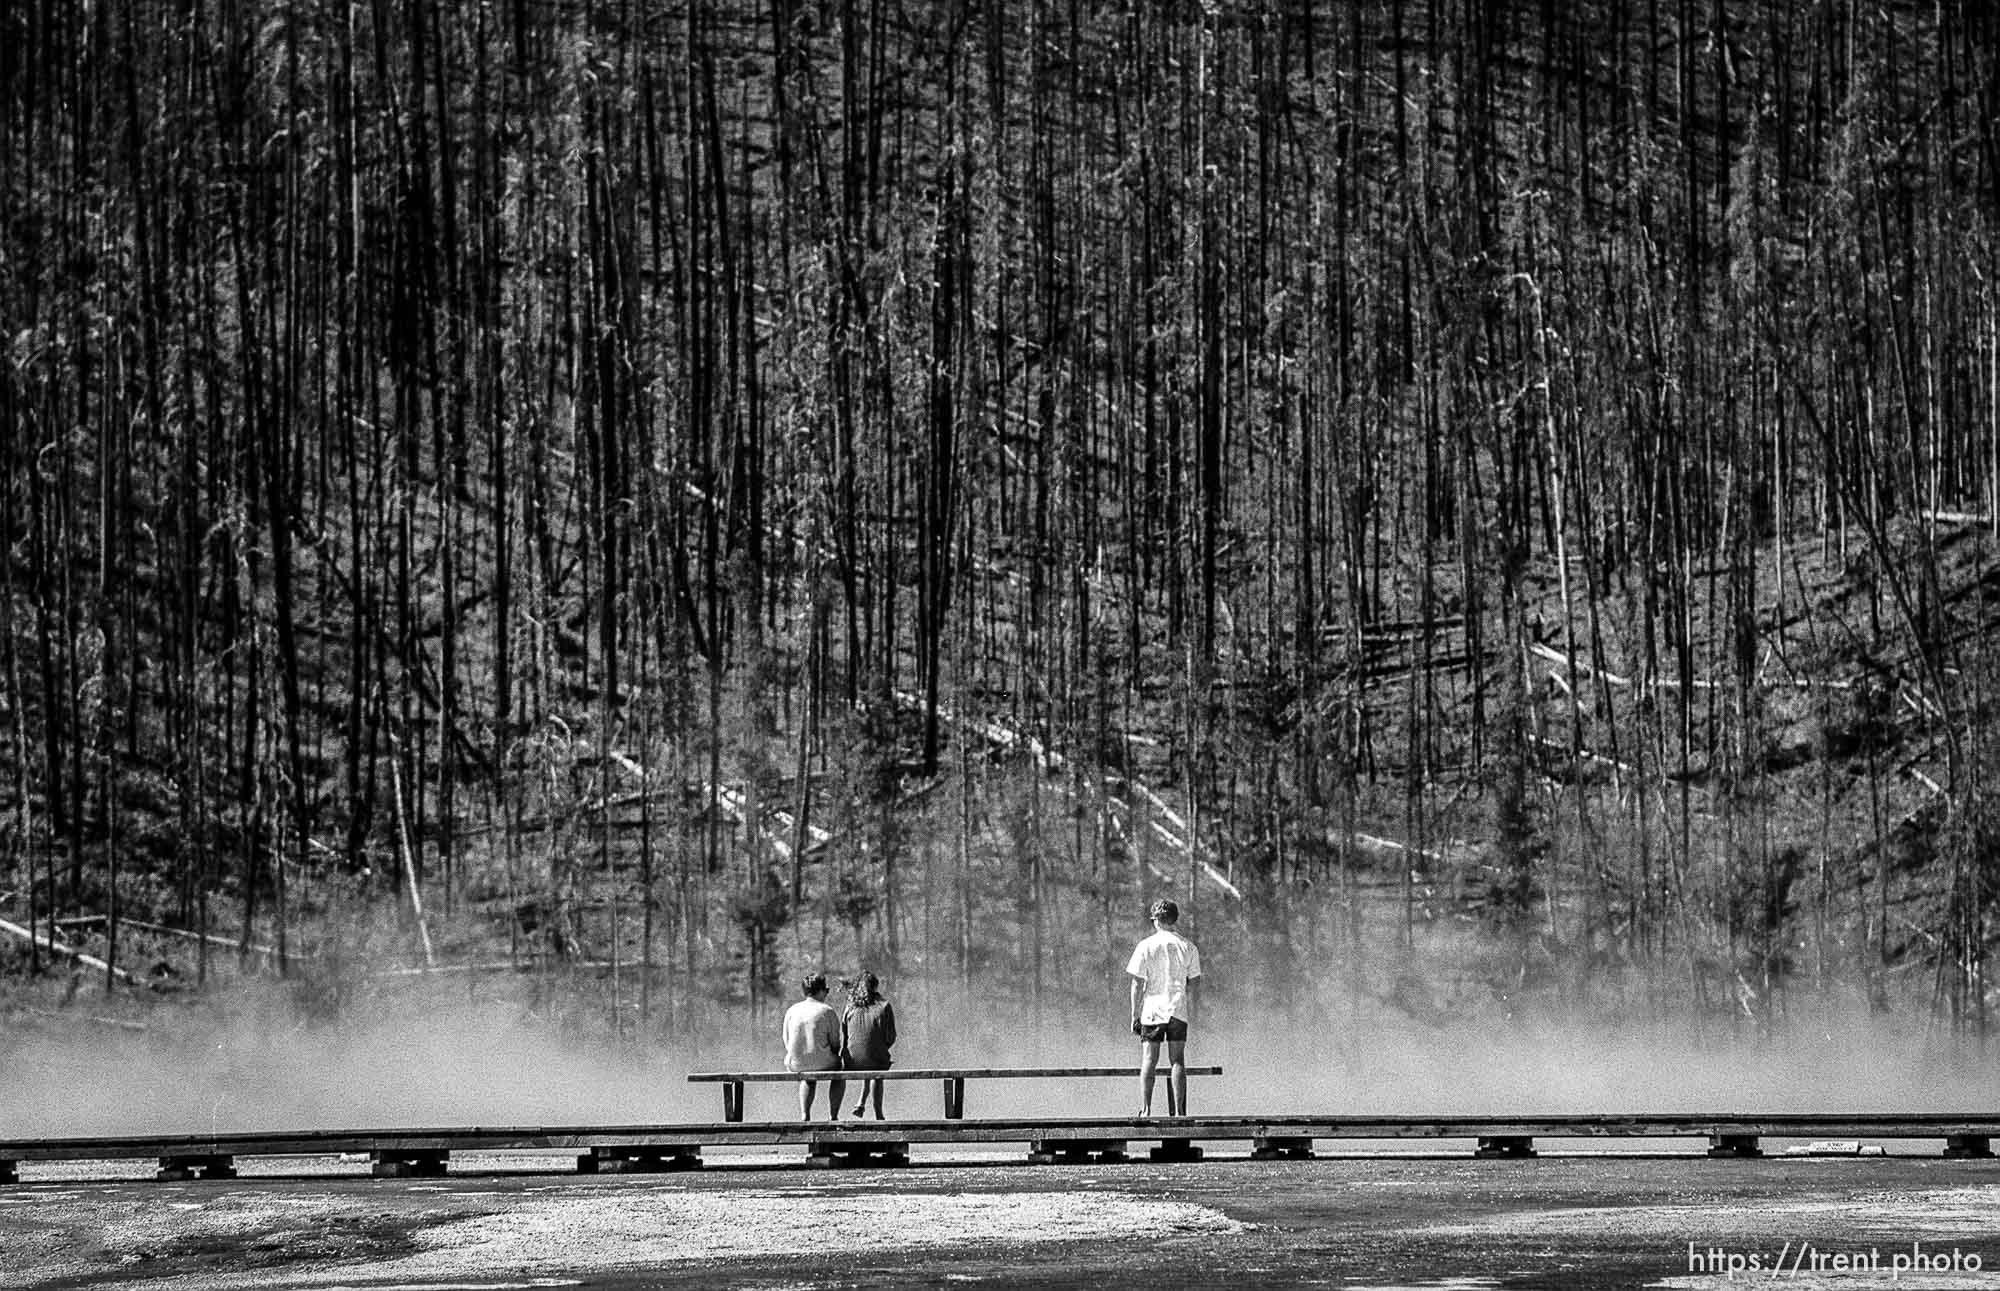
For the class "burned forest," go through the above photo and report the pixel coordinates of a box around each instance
[3,0,1999,1066]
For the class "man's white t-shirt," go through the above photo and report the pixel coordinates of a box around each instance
[1126,928,1202,1024]
[783,998,841,1072]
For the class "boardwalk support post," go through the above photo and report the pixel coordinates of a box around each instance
[1707,1134,1762,1158]
[156,1154,236,1181]
[1251,1136,1315,1161]
[1474,1136,1536,1159]
[372,1150,449,1178]
[0,1160,16,1185]
[1150,1138,1204,1163]
[1943,1134,1993,1159]
[806,1137,910,1169]
[1029,1138,1128,1165]
[578,1146,702,1173]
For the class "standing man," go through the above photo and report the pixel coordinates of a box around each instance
[782,972,846,1120]
[1126,897,1202,1118]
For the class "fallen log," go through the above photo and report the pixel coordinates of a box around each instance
[0,916,143,987]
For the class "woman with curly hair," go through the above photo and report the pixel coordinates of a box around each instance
[839,971,898,1119]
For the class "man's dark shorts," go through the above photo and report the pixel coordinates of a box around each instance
[1137,1018,1188,1043]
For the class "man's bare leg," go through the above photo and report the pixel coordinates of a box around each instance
[827,1078,847,1119]
[1137,1039,1162,1116]
[798,1079,817,1121]
[1167,1039,1188,1116]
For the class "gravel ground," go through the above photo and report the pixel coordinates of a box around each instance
[3,1148,1997,1289]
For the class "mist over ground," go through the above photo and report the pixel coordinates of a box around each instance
[4,971,1990,1139]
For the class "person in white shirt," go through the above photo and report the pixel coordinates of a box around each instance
[1126,897,1202,1118]
[781,973,846,1120]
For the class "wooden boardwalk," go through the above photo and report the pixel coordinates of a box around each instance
[2,1113,1996,1181]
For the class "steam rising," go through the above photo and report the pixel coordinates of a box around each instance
[1,985,678,1138]
[3,969,1990,1138]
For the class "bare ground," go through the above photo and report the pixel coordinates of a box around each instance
[4,1146,1999,1290]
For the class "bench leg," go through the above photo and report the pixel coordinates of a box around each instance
[724,1082,744,1123]
[1707,1134,1762,1158]
[942,1078,965,1119]
[1944,1134,1993,1159]
[1,1160,18,1185]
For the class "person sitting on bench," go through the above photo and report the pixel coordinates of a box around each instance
[841,971,898,1119]
[782,973,845,1121]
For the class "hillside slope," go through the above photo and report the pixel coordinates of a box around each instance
[1,1,1996,1048]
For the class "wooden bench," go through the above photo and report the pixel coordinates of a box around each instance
[687,1065,1224,1121]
